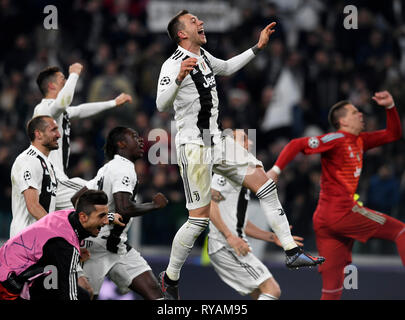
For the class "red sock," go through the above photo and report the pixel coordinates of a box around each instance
[320,267,345,300]
[321,288,343,300]
[395,228,405,265]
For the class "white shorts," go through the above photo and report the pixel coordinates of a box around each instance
[81,242,151,295]
[208,246,272,296]
[177,136,263,210]
[56,177,87,210]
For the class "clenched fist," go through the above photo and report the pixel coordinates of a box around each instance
[153,193,169,209]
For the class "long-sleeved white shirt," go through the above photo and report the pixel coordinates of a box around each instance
[33,73,116,180]
[156,45,256,147]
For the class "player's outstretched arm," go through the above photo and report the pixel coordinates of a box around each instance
[254,22,277,51]
[113,191,168,219]
[372,90,395,108]
[208,22,276,76]
[33,63,82,119]
[67,93,132,119]
[49,63,82,117]
[363,90,402,150]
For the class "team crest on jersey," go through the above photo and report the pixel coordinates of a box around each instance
[23,170,31,181]
[122,176,130,186]
[160,76,171,86]
[199,60,210,75]
[217,176,226,186]
[308,137,320,149]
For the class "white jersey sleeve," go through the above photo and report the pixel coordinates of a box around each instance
[156,59,182,112]
[110,165,137,195]
[67,100,116,119]
[33,73,79,119]
[203,48,255,76]
[12,156,43,193]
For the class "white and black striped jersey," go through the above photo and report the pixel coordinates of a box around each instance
[85,155,138,255]
[156,45,256,147]
[10,145,57,237]
[208,173,251,254]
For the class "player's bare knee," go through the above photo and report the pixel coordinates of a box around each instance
[189,203,211,218]
[260,277,281,299]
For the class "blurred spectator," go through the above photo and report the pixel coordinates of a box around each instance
[366,164,401,214]
[261,51,304,143]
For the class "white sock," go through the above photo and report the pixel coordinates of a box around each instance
[258,293,278,300]
[166,217,209,281]
[256,179,297,251]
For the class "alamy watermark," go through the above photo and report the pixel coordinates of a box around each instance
[42,264,58,289]
[343,5,358,30]
[43,5,58,30]
[146,125,258,168]
[343,264,358,290]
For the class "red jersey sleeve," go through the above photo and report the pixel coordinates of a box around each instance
[275,133,344,170]
[361,106,402,151]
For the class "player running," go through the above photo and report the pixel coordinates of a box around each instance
[268,91,405,299]
[156,10,324,299]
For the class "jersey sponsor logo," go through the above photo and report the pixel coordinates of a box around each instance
[23,170,31,181]
[122,176,130,186]
[46,182,57,196]
[203,75,216,88]
[278,208,285,216]
[308,137,320,149]
[160,76,171,86]
[321,132,344,143]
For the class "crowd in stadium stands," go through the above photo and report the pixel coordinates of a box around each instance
[0,0,404,254]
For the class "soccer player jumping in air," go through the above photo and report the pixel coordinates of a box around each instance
[156,10,324,299]
[268,91,405,300]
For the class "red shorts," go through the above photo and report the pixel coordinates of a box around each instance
[314,203,390,273]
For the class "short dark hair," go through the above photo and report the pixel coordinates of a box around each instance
[328,100,351,129]
[104,126,129,160]
[26,115,53,142]
[36,66,61,96]
[167,9,189,43]
[75,190,108,216]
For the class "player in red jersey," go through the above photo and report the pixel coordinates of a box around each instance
[267,91,405,299]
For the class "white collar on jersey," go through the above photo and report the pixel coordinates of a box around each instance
[113,154,132,164]
[29,144,49,160]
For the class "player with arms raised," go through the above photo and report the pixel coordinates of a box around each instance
[268,91,405,299]
[156,9,324,299]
